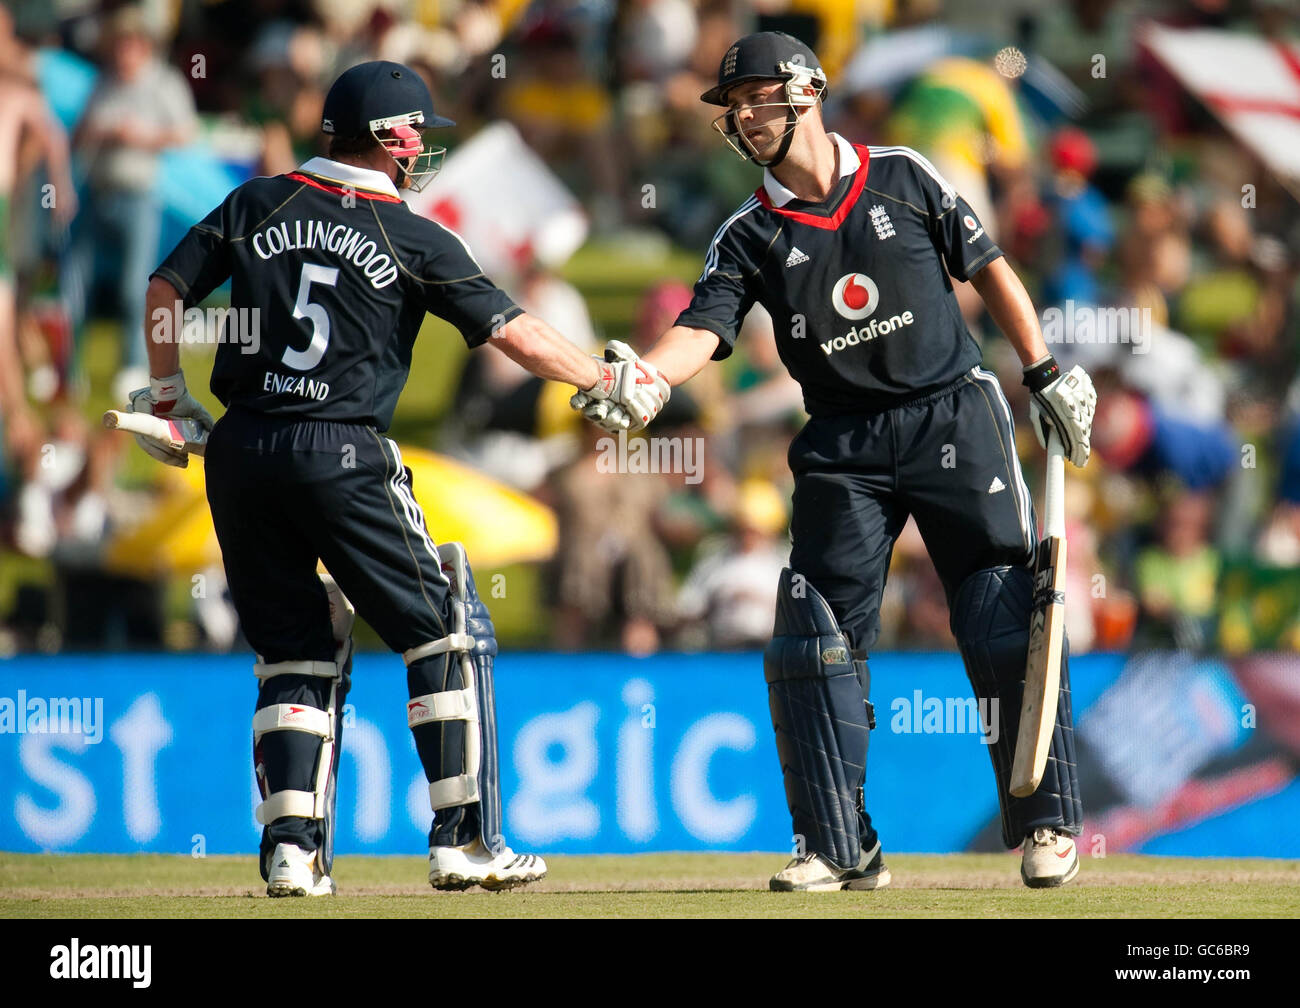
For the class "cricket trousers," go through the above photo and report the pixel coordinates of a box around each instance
[786,368,1071,851]
[789,367,1037,650]
[204,405,476,866]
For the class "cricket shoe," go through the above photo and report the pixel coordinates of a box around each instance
[769,839,892,892]
[429,838,547,892]
[1020,827,1079,888]
[266,843,336,897]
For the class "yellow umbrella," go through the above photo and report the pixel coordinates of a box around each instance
[103,445,557,577]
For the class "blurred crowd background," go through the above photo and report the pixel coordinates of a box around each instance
[2,0,1299,660]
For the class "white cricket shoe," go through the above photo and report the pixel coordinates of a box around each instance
[1020,827,1079,888]
[769,839,892,892]
[266,843,336,897]
[428,838,547,892]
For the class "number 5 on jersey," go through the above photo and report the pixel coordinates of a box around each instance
[285,263,339,371]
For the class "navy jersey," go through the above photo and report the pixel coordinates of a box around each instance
[151,157,520,431]
[676,136,1003,416]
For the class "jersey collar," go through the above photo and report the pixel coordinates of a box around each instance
[294,157,402,201]
[761,133,861,208]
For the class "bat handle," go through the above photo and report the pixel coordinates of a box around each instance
[1044,434,1066,539]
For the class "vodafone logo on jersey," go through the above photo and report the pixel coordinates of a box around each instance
[831,273,880,320]
[822,272,916,358]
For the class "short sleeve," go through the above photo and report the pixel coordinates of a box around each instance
[674,226,756,362]
[910,157,1003,283]
[151,197,232,307]
[413,223,522,347]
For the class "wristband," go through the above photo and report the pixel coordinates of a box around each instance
[1022,355,1060,393]
[150,371,186,404]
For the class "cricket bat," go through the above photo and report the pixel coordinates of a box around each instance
[1010,433,1066,798]
[102,410,208,458]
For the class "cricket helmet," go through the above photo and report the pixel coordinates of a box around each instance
[322,60,455,191]
[701,32,827,168]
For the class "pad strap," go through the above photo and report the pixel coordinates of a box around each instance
[253,703,331,740]
[255,658,338,681]
[407,689,477,727]
[256,789,319,824]
[402,634,475,666]
[429,775,480,810]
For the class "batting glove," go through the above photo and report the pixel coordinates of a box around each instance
[1024,356,1097,468]
[126,370,214,468]
[569,340,670,433]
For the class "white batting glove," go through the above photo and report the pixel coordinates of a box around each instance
[569,386,630,433]
[569,340,670,432]
[126,370,214,468]
[1024,357,1097,468]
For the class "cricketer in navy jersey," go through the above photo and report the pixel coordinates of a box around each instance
[153,155,522,430]
[677,133,998,415]
[572,31,1097,892]
[126,61,666,897]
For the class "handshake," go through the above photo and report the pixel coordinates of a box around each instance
[569,340,671,433]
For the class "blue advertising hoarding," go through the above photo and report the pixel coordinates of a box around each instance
[1,652,1295,858]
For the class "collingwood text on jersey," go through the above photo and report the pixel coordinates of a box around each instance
[251,218,399,290]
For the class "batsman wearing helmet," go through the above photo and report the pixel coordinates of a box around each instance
[573,33,1096,890]
[128,61,661,895]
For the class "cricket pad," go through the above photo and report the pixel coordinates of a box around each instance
[951,565,1083,848]
[763,569,872,871]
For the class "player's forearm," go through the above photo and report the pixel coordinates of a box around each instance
[495,312,602,389]
[642,325,720,387]
[970,257,1049,367]
[145,276,182,379]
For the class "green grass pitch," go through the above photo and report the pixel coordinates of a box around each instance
[2,852,1297,918]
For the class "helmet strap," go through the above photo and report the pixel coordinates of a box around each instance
[757,105,799,168]
[737,101,801,169]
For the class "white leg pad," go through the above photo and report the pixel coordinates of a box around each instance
[254,660,340,826]
[406,606,483,814]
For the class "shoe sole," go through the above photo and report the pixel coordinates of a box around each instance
[770,866,892,892]
[429,871,546,892]
[843,866,892,891]
[267,883,334,897]
[1021,854,1080,889]
[429,873,478,892]
[480,871,546,892]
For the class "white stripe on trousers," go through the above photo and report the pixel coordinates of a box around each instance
[383,437,445,573]
[970,367,1035,555]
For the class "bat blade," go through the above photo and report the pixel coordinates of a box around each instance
[1011,436,1067,798]
[102,410,208,457]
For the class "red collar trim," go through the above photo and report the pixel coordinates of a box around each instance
[754,144,870,230]
[287,172,403,204]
